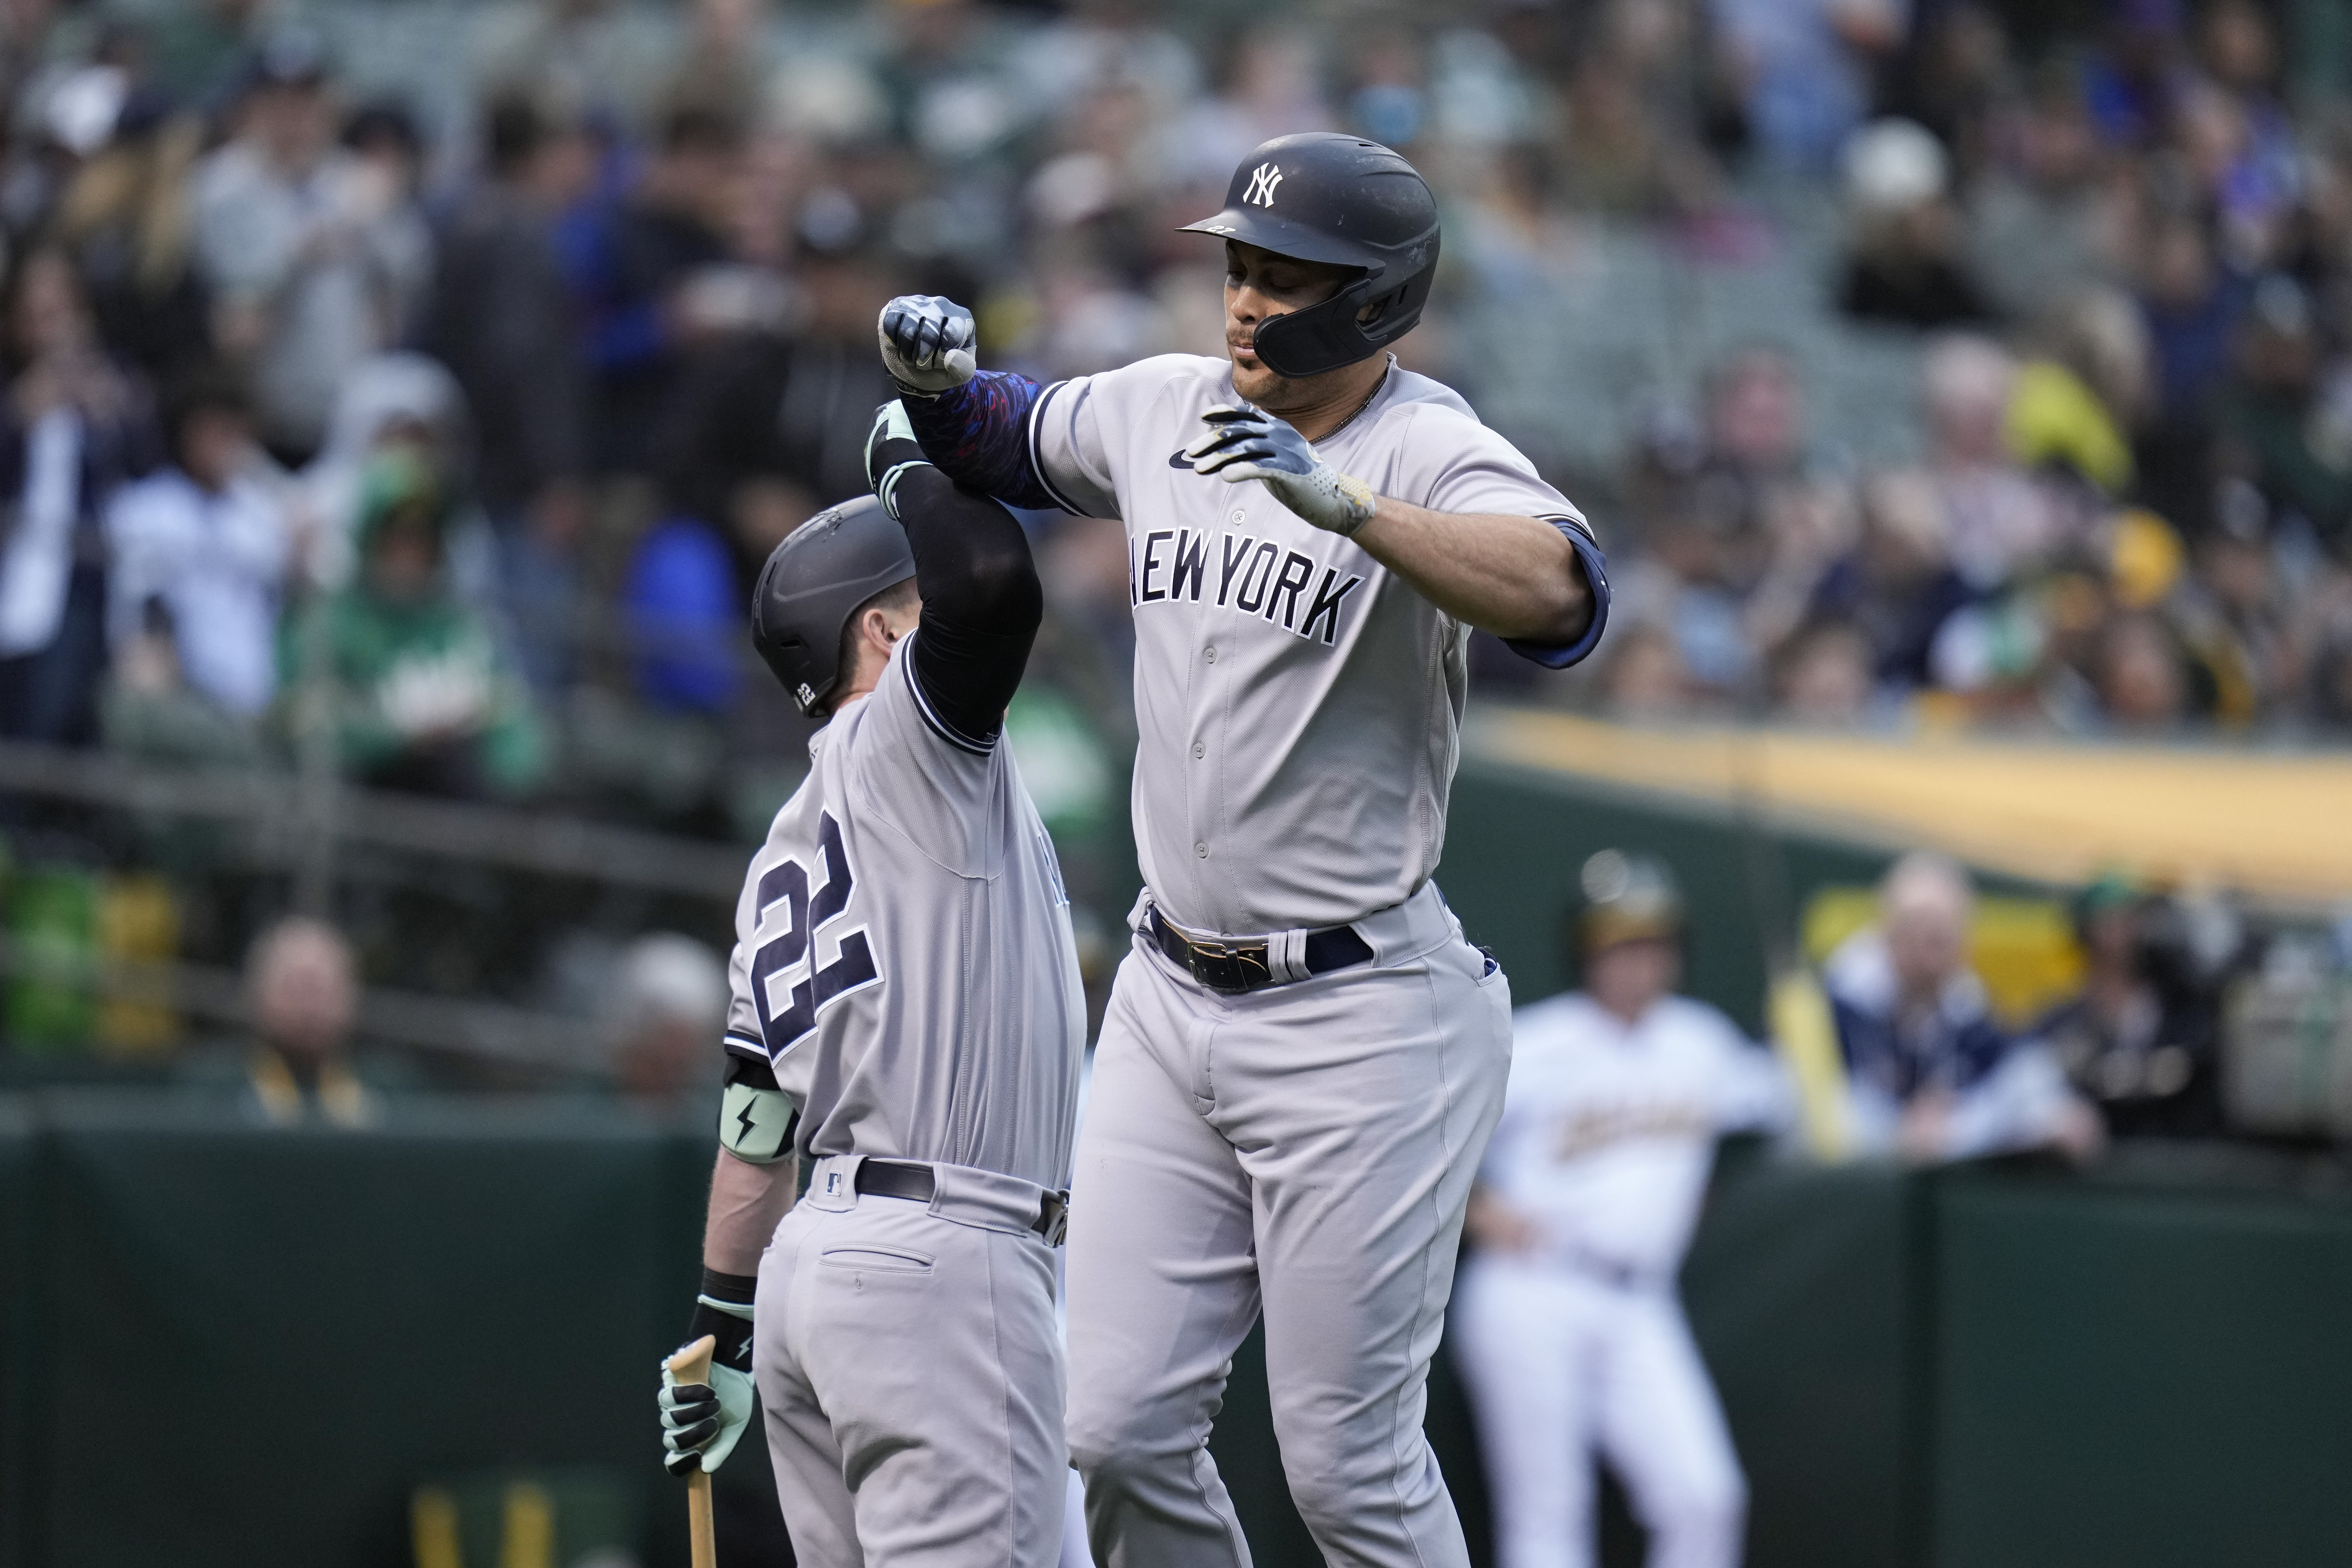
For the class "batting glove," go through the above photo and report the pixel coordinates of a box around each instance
[658,1269,757,1477]
[878,295,976,395]
[1184,405,1377,537]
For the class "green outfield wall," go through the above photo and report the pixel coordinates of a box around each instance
[0,1099,2348,1568]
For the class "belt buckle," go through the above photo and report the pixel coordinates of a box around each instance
[1187,935,1271,993]
[1038,1190,1069,1246]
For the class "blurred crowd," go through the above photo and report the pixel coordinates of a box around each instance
[0,0,2344,1067]
[1481,0,2352,733]
[0,0,2345,840]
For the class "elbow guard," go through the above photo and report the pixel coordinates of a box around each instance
[718,1051,798,1165]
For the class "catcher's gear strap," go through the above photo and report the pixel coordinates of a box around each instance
[900,369,1059,512]
[719,1051,797,1164]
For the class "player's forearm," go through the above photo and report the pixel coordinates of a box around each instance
[900,371,1060,511]
[1353,500,1597,644]
[702,1148,796,1276]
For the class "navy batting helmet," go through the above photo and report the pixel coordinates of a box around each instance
[751,496,915,719]
[1179,132,1441,379]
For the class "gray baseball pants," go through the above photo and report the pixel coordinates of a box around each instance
[1064,883,1513,1568]
[756,1154,1068,1568]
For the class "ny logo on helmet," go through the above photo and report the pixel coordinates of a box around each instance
[1244,162,1283,207]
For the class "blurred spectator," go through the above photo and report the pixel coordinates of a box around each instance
[1966,64,2128,325]
[222,914,378,1129]
[1837,119,1990,330]
[419,88,594,692]
[295,352,470,593]
[2009,285,2146,495]
[190,33,431,464]
[1824,851,2102,1162]
[1809,469,1969,692]
[50,101,211,380]
[620,514,741,716]
[1920,334,2063,589]
[606,930,727,1109]
[102,367,287,721]
[1710,0,1902,171]
[476,0,688,136]
[1772,617,1875,723]
[289,449,545,799]
[1595,619,1698,717]
[654,237,909,586]
[2214,274,2352,556]
[2082,0,2192,151]
[2135,211,2238,433]
[578,102,748,472]
[2034,875,2223,1138]
[0,247,157,747]
[2090,608,2191,728]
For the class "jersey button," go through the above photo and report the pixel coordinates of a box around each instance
[1203,646,1217,664]
[1195,841,1208,859]
[1192,742,1205,760]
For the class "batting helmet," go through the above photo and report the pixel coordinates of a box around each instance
[751,496,916,720]
[1178,132,1441,379]
[1574,850,1685,952]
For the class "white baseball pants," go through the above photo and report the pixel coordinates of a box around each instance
[755,1155,1068,1568]
[1064,884,1513,1568]
[1451,1256,1745,1568]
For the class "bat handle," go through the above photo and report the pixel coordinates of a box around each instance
[666,1334,719,1568]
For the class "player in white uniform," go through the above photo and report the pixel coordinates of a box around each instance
[654,406,1086,1568]
[877,134,1611,1568]
[1453,853,1791,1568]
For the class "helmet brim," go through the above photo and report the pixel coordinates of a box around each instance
[1177,209,1387,277]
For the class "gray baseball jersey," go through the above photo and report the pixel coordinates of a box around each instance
[722,633,1086,1192]
[1027,352,1594,936]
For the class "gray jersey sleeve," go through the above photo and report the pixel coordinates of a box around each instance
[846,634,1005,880]
[1395,403,1594,535]
[1030,354,1222,521]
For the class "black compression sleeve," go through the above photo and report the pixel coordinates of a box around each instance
[889,464,1043,748]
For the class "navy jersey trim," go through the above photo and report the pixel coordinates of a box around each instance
[1504,522,1610,670]
[1025,381,1091,517]
[900,634,995,755]
[723,1031,769,1061]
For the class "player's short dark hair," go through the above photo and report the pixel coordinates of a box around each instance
[834,576,920,699]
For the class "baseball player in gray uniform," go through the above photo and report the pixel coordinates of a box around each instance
[655,405,1086,1568]
[876,133,1611,1568]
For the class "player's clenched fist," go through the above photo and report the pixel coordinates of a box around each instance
[1184,404,1377,537]
[878,295,977,394]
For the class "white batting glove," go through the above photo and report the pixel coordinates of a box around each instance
[659,1339,754,1476]
[1184,405,1377,537]
[878,295,977,395]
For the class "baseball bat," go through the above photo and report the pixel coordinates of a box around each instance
[666,1334,719,1568]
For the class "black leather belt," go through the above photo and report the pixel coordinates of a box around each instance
[1144,906,1373,994]
[854,1157,1069,1245]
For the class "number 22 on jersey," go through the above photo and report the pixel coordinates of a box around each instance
[750,812,882,1059]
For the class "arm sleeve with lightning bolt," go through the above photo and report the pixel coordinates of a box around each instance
[717,1036,797,1164]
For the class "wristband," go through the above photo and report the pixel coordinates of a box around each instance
[691,1267,757,1375]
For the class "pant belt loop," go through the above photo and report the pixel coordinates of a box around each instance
[1268,927,1308,984]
